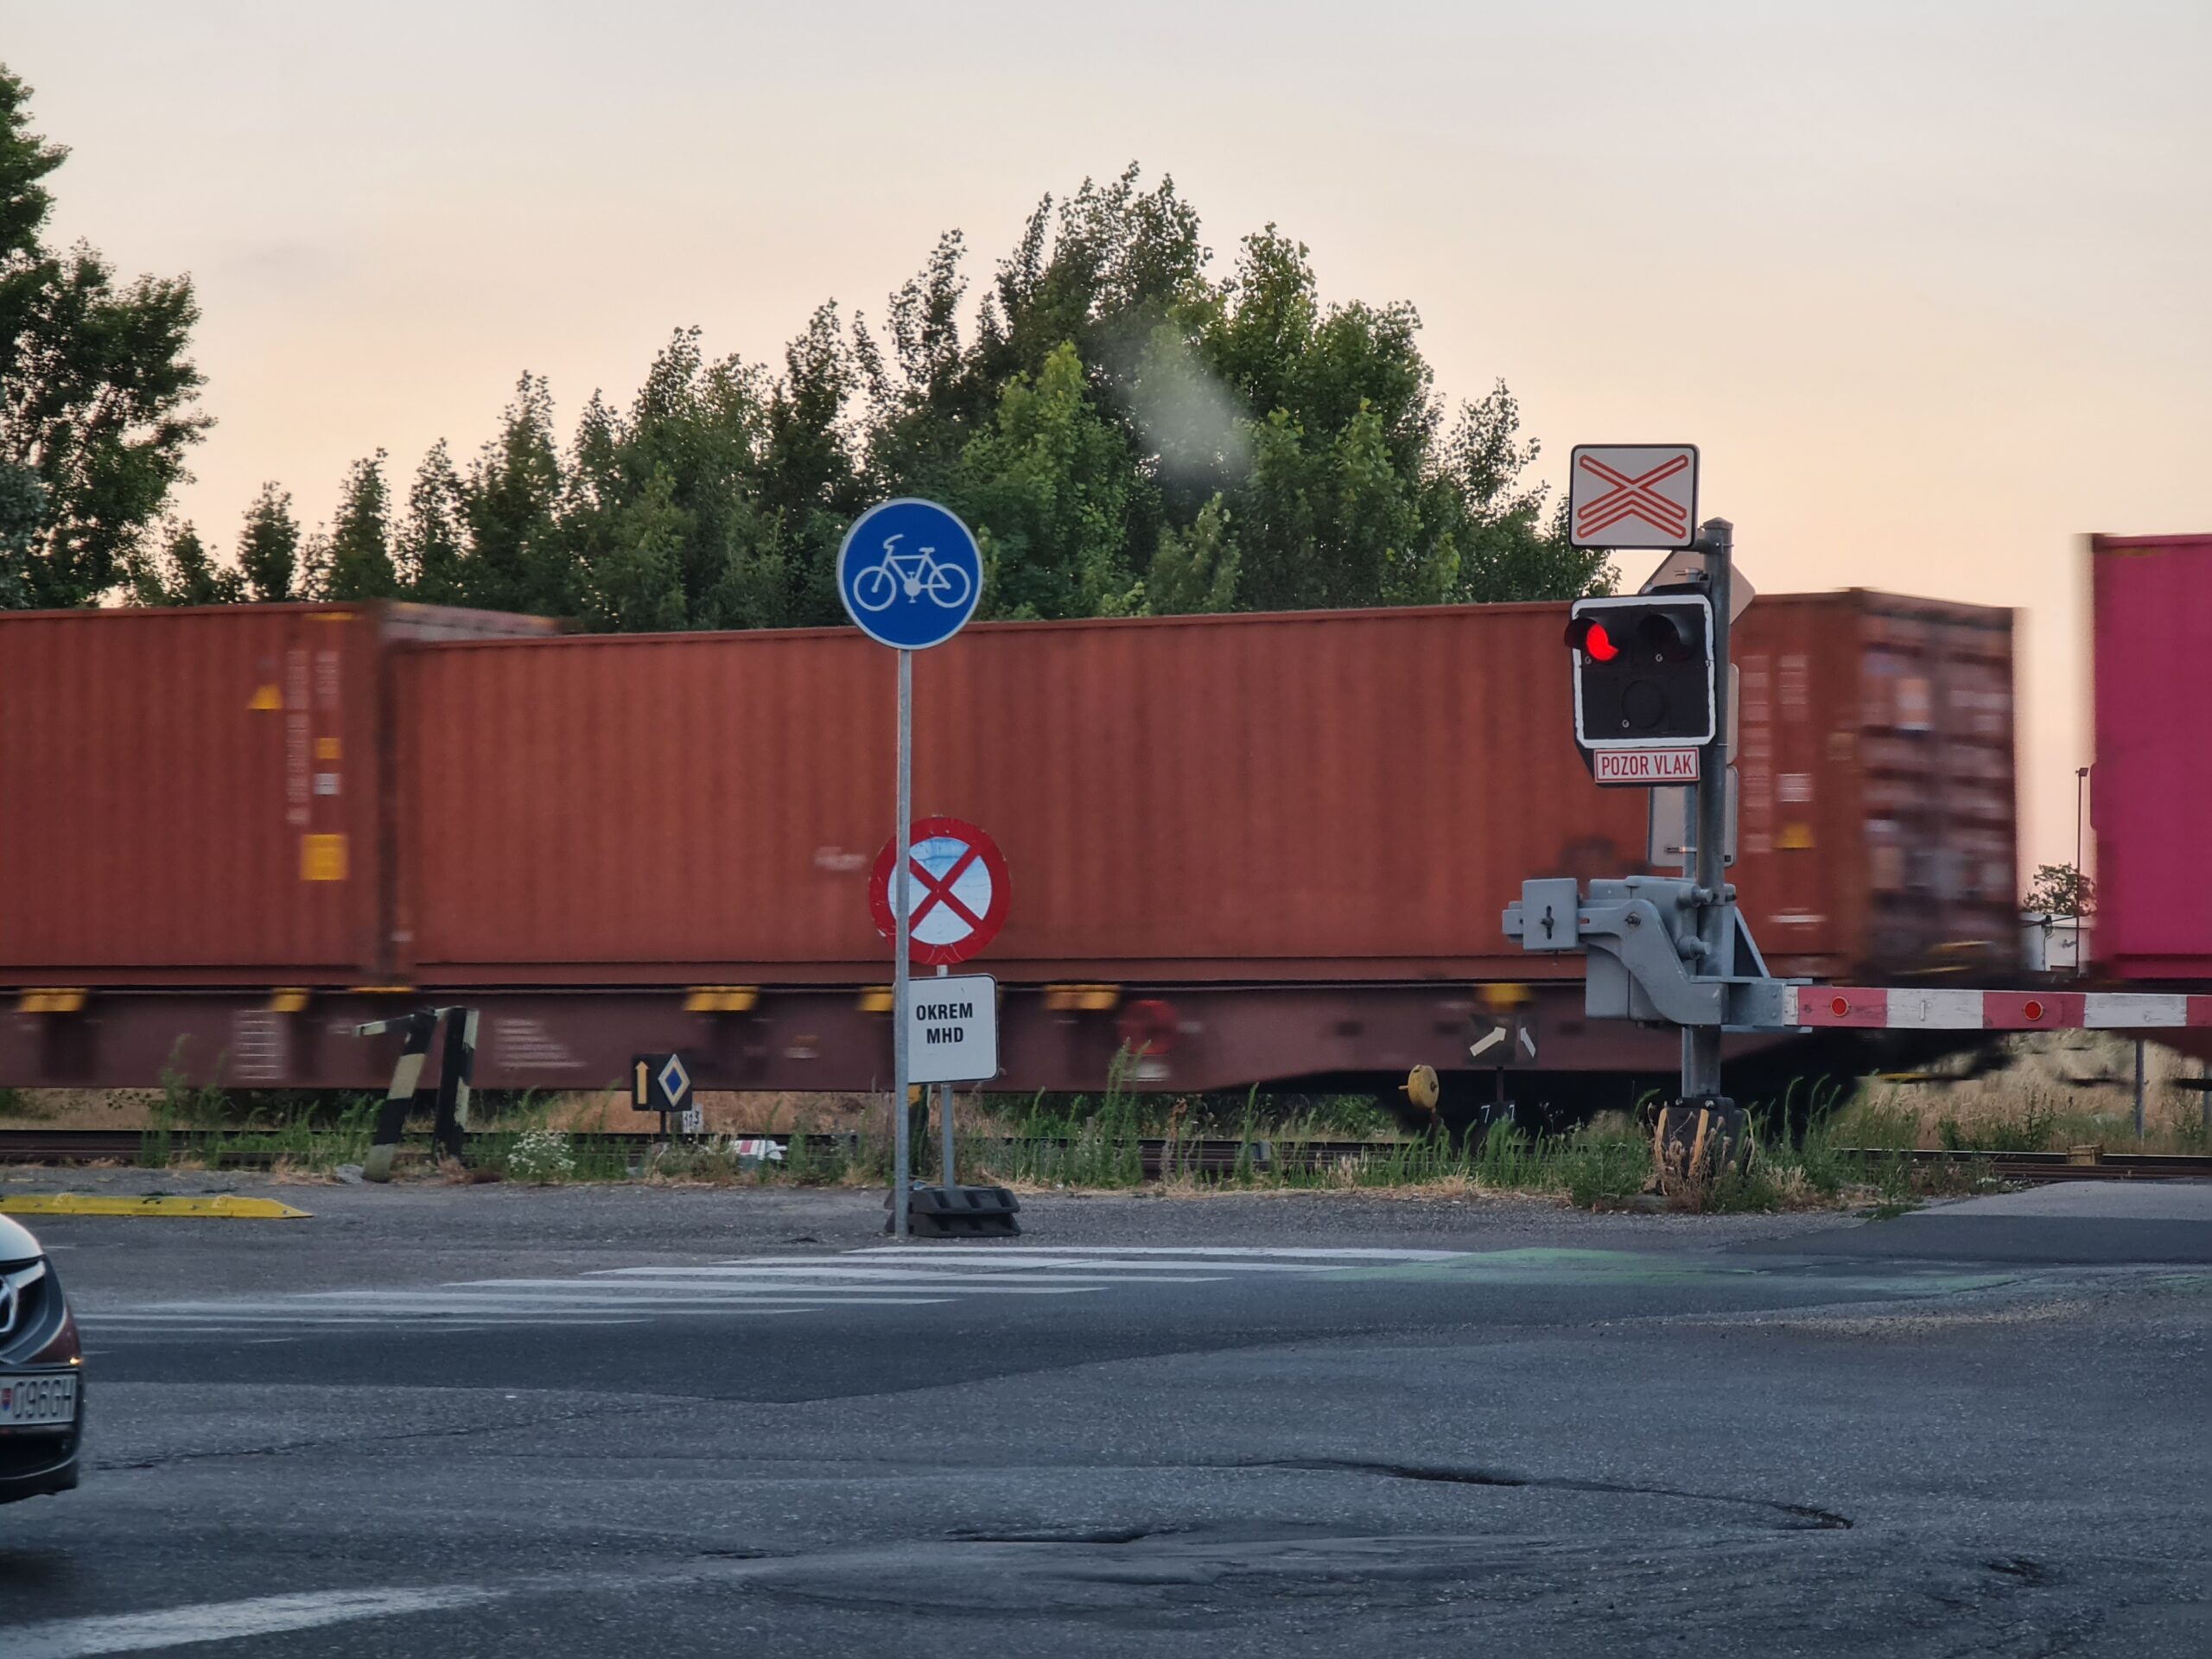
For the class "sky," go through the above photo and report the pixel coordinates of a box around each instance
[12,0,2210,869]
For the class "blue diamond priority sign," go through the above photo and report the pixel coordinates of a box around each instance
[836,499,983,651]
[631,1052,694,1114]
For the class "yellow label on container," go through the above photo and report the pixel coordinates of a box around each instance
[248,683,283,710]
[314,736,341,760]
[301,833,349,881]
[1778,822,1816,850]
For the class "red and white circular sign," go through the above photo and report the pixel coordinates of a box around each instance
[868,816,1011,967]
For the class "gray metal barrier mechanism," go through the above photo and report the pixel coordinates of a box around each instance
[355,1007,480,1183]
[1503,505,1804,1175]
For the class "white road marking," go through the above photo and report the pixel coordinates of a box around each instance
[849,1245,1467,1260]
[795,1254,1365,1274]
[86,1244,1450,1338]
[0,1582,505,1659]
[585,1264,1221,1283]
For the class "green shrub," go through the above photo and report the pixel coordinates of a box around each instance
[505,1128,575,1184]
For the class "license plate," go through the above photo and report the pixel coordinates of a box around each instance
[0,1374,77,1428]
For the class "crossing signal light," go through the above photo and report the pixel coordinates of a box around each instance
[1566,594,1716,748]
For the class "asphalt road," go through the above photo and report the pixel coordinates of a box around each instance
[1,1173,2207,1657]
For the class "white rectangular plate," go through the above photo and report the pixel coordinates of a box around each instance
[0,1373,78,1428]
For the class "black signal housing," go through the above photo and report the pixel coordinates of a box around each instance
[1566,594,1716,749]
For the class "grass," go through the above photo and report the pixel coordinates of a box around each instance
[74,1104,2027,1214]
[58,1029,2209,1213]
[1829,1033,2212,1156]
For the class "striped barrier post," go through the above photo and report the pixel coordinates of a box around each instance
[1789,988,2212,1032]
[429,1008,480,1165]
[355,1007,475,1182]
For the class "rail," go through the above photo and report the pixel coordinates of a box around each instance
[0,1128,2207,1184]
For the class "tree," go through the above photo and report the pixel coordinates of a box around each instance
[125,521,243,607]
[1143,493,1239,614]
[1433,385,1612,602]
[855,182,1601,621]
[572,461,688,632]
[186,162,1600,634]
[2024,863,2095,920]
[396,443,464,603]
[756,305,865,626]
[318,451,399,599]
[0,460,40,608]
[235,484,302,601]
[0,67,208,607]
[459,376,570,616]
[952,343,1140,620]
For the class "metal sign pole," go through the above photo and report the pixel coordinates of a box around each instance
[892,647,912,1240]
[937,963,956,1188]
[1683,517,1735,1101]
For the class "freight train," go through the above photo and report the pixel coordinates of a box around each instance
[0,541,2194,1111]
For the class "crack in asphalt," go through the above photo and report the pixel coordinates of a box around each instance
[89,1395,688,1473]
[1232,1457,1854,1530]
[950,1525,1183,1546]
[92,1404,1850,1540]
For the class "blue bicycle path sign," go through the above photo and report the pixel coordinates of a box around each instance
[836,498,983,651]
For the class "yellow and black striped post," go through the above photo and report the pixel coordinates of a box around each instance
[356,1006,475,1182]
[428,1007,479,1165]
[357,1011,438,1183]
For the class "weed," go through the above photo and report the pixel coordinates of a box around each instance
[1561,1133,1649,1208]
[505,1128,575,1185]
[1937,1097,2059,1154]
[782,1132,849,1185]
[202,1095,381,1173]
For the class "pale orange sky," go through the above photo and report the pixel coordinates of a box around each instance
[13,2,2210,870]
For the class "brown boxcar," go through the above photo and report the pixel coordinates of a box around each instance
[391,591,2019,989]
[0,602,551,987]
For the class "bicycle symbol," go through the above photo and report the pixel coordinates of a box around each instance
[849,534,973,614]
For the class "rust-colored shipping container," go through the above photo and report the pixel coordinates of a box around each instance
[2090,532,2212,982]
[1733,592,2018,980]
[0,602,551,986]
[393,592,2019,988]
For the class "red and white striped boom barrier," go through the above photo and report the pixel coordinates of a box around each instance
[1790,988,2212,1033]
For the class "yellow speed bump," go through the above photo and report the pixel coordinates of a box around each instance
[0,1193,310,1220]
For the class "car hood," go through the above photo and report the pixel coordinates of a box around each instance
[0,1213,41,1262]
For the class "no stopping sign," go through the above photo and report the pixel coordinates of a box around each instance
[868,816,1011,967]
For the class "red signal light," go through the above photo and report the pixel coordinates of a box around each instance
[1582,622,1619,663]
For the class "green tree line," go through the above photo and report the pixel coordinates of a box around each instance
[3,69,1610,628]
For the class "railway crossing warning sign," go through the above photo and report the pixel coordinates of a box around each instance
[869,816,1011,967]
[1569,445,1700,550]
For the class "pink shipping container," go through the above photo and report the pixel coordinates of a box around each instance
[2091,532,2212,982]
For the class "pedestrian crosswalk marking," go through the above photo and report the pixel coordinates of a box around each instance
[83,1244,1463,1339]
[853,1245,1470,1259]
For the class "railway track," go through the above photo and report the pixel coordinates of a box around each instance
[0,1129,1382,1178]
[0,1128,2206,1184]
